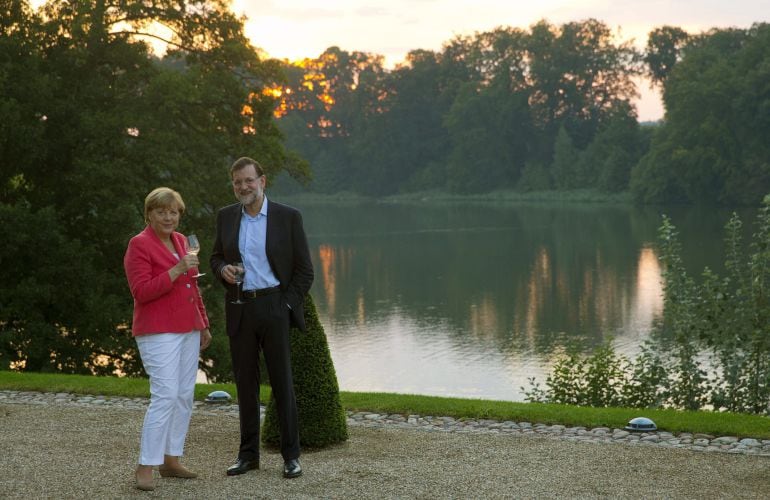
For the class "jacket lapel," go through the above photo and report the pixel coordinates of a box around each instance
[144,226,184,267]
[171,232,186,258]
[144,226,177,264]
[265,200,278,272]
[228,204,243,259]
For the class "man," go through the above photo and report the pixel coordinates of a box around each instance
[210,157,313,479]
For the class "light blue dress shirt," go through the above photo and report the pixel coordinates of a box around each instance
[238,197,280,291]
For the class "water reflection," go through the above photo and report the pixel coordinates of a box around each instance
[293,201,738,401]
[626,246,665,350]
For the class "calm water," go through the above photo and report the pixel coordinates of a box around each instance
[290,201,752,402]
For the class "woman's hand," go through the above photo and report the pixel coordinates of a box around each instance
[199,328,212,351]
[178,254,199,272]
[168,254,199,281]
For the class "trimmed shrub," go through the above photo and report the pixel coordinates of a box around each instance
[262,294,348,447]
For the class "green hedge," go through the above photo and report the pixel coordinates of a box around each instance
[262,294,348,448]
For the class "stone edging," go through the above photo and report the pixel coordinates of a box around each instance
[2,390,769,457]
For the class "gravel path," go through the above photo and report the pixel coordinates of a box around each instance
[1,401,768,498]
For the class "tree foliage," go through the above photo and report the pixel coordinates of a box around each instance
[271,19,642,196]
[0,0,306,375]
[632,24,770,205]
[268,20,768,204]
[644,26,690,86]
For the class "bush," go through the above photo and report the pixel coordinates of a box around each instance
[523,341,667,409]
[262,294,348,448]
[525,195,770,414]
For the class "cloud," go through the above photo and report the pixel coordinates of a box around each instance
[233,0,340,21]
[354,6,397,17]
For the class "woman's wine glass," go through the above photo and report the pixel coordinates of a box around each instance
[231,262,245,304]
[186,234,205,278]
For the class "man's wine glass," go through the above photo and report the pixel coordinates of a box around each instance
[186,234,205,277]
[231,262,245,304]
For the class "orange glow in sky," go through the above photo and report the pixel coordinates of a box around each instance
[231,0,767,121]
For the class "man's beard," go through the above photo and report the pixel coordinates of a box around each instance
[237,191,258,205]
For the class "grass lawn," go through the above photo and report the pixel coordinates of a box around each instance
[2,371,769,439]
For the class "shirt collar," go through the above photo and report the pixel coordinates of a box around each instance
[241,197,269,219]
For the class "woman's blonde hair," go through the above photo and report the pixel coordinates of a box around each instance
[144,187,185,224]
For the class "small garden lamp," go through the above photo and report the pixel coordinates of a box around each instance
[205,390,232,404]
[625,416,657,432]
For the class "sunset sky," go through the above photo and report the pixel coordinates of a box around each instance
[231,0,768,120]
[28,0,768,120]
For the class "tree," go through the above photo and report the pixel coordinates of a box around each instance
[629,123,689,204]
[0,1,49,205]
[632,24,770,205]
[273,47,387,194]
[268,19,643,197]
[262,295,348,448]
[551,125,581,189]
[526,19,640,162]
[444,82,531,192]
[351,49,454,195]
[645,26,690,86]
[0,205,125,373]
[1,0,305,375]
[582,102,641,192]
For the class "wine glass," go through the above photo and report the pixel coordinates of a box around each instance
[231,262,245,304]
[186,234,205,278]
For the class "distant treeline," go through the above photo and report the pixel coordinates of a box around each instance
[271,21,770,205]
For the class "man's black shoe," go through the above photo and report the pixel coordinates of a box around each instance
[283,458,302,478]
[226,458,259,476]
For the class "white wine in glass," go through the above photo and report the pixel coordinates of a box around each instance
[186,234,205,277]
[231,262,245,304]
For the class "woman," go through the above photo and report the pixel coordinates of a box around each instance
[124,187,212,491]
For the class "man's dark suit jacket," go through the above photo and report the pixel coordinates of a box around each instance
[210,200,314,336]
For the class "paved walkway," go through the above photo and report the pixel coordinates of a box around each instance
[1,391,769,498]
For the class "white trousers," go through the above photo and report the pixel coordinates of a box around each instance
[135,331,200,465]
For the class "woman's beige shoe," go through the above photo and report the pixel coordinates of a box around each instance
[135,470,155,491]
[159,464,198,479]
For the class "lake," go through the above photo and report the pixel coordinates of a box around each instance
[289,200,753,402]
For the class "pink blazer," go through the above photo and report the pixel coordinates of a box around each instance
[124,226,209,336]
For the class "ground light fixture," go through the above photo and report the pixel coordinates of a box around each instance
[205,390,232,404]
[625,416,657,432]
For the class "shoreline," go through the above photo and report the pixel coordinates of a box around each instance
[277,188,634,206]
